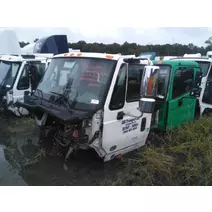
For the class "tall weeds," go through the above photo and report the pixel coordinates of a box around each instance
[104,117,212,186]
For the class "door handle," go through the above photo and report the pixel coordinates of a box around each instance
[117,111,125,120]
[178,98,183,106]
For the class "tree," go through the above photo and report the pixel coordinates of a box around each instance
[34,38,39,43]
[18,38,211,56]
[188,43,195,50]
[205,37,212,46]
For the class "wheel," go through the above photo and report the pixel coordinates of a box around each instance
[202,108,212,117]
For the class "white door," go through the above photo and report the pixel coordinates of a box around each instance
[101,60,151,158]
[6,61,30,116]
[201,64,212,114]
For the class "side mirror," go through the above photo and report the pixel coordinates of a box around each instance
[27,64,35,75]
[139,65,159,114]
[139,98,156,113]
[190,89,201,98]
[140,66,159,98]
[140,65,160,98]
[195,71,203,87]
[27,64,37,91]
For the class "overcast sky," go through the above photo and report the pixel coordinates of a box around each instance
[1,27,212,47]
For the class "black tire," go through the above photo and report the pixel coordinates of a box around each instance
[202,108,212,117]
[194,101,201,119]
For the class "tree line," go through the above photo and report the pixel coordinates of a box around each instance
[18,36,212,56]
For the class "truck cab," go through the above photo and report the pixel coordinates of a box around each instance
[170,54,212,115]
[0,34,70,116]
[17,52,153,162]
[139,60,202,131]
[0,54,49,116]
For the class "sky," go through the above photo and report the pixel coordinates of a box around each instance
[1,27,212,47]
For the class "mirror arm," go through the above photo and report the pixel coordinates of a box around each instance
[125,110,144,119]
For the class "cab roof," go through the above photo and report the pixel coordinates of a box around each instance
[53,52,136,60]
[0,54,49,62]
[169,57,212,63]
[153,59,200,67]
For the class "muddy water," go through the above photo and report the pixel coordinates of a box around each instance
[0,144,27,186]
[0,116,124,186]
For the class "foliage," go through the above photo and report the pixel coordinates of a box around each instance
[18,36,212,56]
[103,117,212,186]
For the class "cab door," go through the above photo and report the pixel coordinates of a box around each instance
[202,63,212,113]
[101,60,151,157]
[11,60,46,116]
[166,66,197,129]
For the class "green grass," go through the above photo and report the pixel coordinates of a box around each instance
[103,116,212,186]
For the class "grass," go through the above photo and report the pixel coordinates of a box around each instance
[103,116,212,186]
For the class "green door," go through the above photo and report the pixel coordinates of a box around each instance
[166,67,197,129]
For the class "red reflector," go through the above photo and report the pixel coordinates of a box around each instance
[73,130,79,137]
[115,154,121,159]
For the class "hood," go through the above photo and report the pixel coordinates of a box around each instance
[16,94,94,123]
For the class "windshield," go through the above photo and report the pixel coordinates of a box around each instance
[157,65,170,98]
[195,61,210,77]
[37,57,117,111]
[0,60,21,89]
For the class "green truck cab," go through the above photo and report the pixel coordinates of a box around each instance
[139,60,202,131]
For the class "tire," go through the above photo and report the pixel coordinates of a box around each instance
[194,101,200,119]
[202,108,212,117]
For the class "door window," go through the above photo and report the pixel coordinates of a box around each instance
[17,62,46,90]
[17,65,29,90]
[109,63,127,110]
[126,64,144,102]
[203,65,212,104]
[172,68,194,99]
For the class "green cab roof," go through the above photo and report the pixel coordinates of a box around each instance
[152,60,199,67]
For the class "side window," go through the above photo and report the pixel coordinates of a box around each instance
[126,64,143,102]
[17,65,29,90]
[202,65,212,104]
[109,63,127,110]
[207,65,212,79]
[36,63,46,78]
[33,63,46,88]
[172,68,194,99]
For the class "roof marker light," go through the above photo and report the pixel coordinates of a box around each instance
[105,55,114,59]
[77,53,82,56]
[70,53,75,56]
[157,61,162,64]
[64,53,68,56]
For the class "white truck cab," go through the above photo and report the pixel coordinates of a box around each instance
[0,31,71,116]
[17,52,155,162]
[0,54,51,116]
[170,53,212,115]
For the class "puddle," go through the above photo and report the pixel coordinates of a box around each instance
[0,144,27,186]
[0,116,124,186]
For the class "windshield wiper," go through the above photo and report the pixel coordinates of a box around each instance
[50,91,72,109]
[50,91,64,98]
